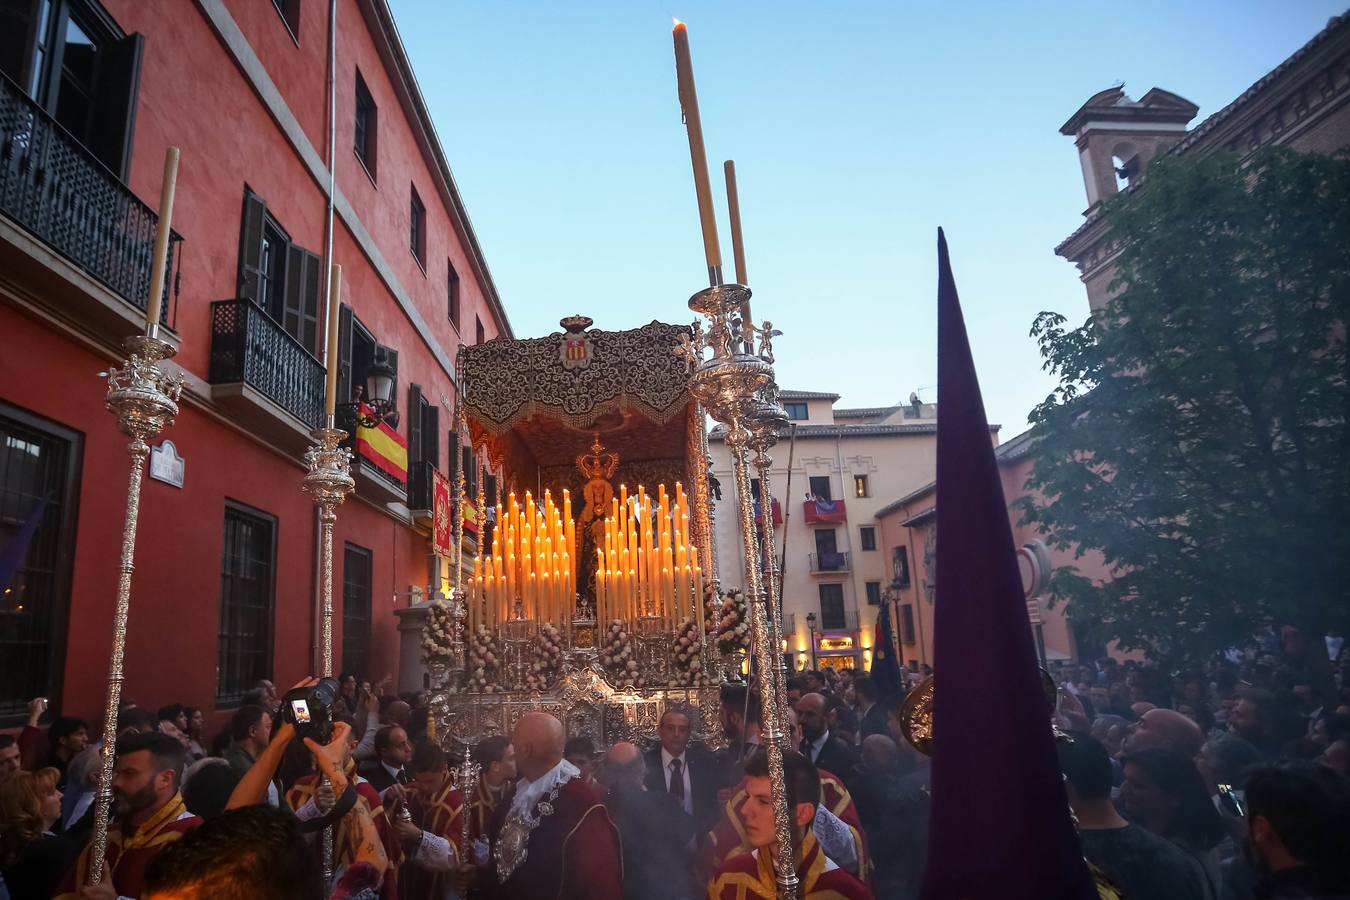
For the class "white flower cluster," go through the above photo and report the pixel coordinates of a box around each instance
[667,618,708,688]
[524,622,564,692]
[715,589,752,654]
[600,619,644,690]
[465,625,501,693]
[420,602,457,664]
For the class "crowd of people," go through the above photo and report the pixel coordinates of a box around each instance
[0,632,1347,900]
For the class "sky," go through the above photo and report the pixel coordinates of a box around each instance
[386,0,1346,433]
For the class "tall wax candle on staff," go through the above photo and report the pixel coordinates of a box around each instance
[143,147,180,334]
[724,159,755,348]
[672,20,722,283]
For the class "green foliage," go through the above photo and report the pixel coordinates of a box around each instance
[1021,148,1350,663]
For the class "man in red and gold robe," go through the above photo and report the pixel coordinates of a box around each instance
[481,713,623,900]
[708,750,872,900]
[286,755,403,897]
[462,735,516,851]
[698,766,867,884]
[56,732,201,899]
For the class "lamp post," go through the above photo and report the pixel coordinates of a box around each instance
[806,611,818,671]
[340,349,399,429]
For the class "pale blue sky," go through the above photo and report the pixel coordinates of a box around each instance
[387,0,1345,433]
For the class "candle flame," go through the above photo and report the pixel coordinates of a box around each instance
[672,16,683,27]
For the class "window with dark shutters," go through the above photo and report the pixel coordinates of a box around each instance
[336,303,354,405]
[238,187,323,355]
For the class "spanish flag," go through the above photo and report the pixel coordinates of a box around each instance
[356,403,407,484]
[462,497,478,533]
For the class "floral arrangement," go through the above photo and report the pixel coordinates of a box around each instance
[600,619,643,690]
[524,622,564,692]
[667,618,708,687]
[465,625,501,693]
[421,602,457,664]
[715,588,752,654]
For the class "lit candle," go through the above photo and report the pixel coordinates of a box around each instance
[672,21,722,276]
[144,146,180,333]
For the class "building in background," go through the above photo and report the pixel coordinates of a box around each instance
[876,430,1112,672]
[708,389,997,672]
[1056,13,1350,310]
[0,0,508,731]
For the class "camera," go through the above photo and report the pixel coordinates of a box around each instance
[280,677,340,743]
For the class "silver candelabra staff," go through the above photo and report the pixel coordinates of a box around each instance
[687,280,799,900]
[748,387,793,751]
[88,147,182,889]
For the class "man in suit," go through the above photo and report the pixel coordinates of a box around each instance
[605,741,698,900]
[854,675,889,741]
[797,693,858,782]
[358,724,412,793]
[644,707,719,833]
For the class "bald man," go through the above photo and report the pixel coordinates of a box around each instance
[602,742,698,900]
[1122,708,1205,759]
[484,713,623,899]
[796,693,858,780]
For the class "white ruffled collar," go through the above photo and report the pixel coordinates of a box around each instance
[509,758,580,819]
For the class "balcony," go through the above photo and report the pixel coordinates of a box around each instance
[208,299,323,454]
[802,498,846,525]
[0,74,180,336]
[808,551,851,574]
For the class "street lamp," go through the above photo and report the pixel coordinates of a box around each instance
[340,348,398,429]
[805,611,817,671]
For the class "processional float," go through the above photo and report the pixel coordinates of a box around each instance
[419,19,803,898]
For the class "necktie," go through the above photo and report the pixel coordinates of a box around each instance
[669,758,685,806]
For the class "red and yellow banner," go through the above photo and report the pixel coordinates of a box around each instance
[432,468,453,557]
[355,403,407,484]
[462,497,478,533]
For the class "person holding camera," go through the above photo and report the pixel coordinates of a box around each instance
[279,680,404,899]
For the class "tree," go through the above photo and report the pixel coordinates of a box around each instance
[1020,148,1350,664]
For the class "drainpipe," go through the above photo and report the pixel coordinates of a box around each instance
[313,0,339,674]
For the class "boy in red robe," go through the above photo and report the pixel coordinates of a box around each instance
[463,736,516,849]
[708,750,873,900]
[398,742,466,900]
[55,731,201,899]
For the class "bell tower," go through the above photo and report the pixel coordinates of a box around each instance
[1060,86,1199,208]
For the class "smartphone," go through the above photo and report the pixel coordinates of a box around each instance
[1216,783,1244,819]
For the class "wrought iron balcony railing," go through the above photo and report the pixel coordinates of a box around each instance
[808,551,851,573]
[0,74,180,325]
[208,299,324,428]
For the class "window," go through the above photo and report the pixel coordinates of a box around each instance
[0,405,81,723]
[865,581,882,606]
[238,188,322,354]
[475,316,486,346]
[814,528,838,557]
[749,478,761,502]
[900,605,917,644]
[410,185,426,265]
[0,0,143,178]
[272,0,300,37]
[342,544,372,677]
[808,476,832,501]
[818,584,845,630]
[854,475,869,498]
[354,71,377,177]
[407,384,440,509]
[892,546,911,588]
[447,259,460,328]
[859,526,877,551]
[217,503,276,704]
[784,402,808,421]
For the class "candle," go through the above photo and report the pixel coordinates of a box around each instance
[322,263,343,419]
[144,146,180,333]
[672,21,722,275]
